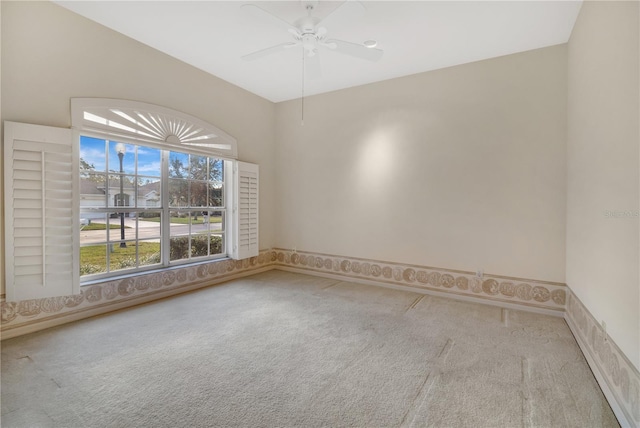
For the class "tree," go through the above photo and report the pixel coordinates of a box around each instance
[80,158,98,181]
[169,154,188,208]
[80,158,95,172]
[169,156,186,178]
[167,153,224,213]
[189,156,208,209]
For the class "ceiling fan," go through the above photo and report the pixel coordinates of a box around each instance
[241,0,383,77]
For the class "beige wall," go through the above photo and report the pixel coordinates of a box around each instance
[0,1,3,297]
[0,1,277,296]
[275,45,567,283]
[567,1,640,370]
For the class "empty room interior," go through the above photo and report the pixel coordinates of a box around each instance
[1,1,639,427]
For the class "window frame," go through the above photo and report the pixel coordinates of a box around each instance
[71,99,241,285]
[77,131,235,283]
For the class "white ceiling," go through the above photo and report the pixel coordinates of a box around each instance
[54,1,582,103]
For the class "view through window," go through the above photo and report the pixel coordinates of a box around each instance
[79,136,225,279]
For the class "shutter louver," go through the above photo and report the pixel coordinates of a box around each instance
[4,122,79,301]
[232,162,258,260]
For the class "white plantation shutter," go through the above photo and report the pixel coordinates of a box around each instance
[231,161,258,260]
[4,122,79,301]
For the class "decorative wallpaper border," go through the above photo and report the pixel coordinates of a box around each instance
[1,250,275,339]
[271,248,567,313]
[565,290,640,427]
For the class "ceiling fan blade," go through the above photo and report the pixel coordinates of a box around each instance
[241,4,296,31]
[305,52,322,80]
[242,42,299,61]
[326,39,383,62]
[319,40,337,49]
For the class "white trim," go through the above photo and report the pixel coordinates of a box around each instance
[76,133,230,282]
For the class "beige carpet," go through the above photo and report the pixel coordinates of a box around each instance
[1,270,618,427]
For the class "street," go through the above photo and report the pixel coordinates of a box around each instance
[80,218,222,244]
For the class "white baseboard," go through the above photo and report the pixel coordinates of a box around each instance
[565,290,640,428]
[276,265,565,318]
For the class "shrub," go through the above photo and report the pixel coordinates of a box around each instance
[139,212,159,219]
[170,235,222,260]
[80,264,104,276]
[114,256,137,270]
[170,236,189,261]
[141,252,161,265]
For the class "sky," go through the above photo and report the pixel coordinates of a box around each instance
[80,136,223,182]
[80,136,161,177]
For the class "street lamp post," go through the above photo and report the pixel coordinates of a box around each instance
[116,143,127,248]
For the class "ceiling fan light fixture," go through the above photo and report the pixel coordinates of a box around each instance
[363,40,378,48]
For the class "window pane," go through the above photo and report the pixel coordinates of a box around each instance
[169,179,188,207]
[79,213,109,245]
[204,211,224,233]
[137,177,161,208]
[80,244,108,276]
[138,240,161,267]
[108,141,135,175]
[169,211,190,262]
[169,179,189,207]
[189,155,207,180]
[209,158,223,181]
[107,214,135,242]
[138,211,162,238]
[137,147,161,178]
[190,182,208,207]
[211,234,224,255]
[109,241,138,272]
[80,173,107,208]
[170,237,190,261]
[80,136,106,173]
[169,152,188,178]
[208,183,223,207]
[108,175,135,208]
[191,234,209,258]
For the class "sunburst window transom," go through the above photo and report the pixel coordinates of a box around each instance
[71,99,237,159]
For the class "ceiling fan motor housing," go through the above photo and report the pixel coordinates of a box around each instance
[296,15,320,35]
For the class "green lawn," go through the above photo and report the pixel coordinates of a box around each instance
[80,242,160,275]
[81,223,131,231]
[140,216,222,225]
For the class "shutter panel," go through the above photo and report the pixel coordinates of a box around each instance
[4,122,79,301]
[231,161,258,260]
